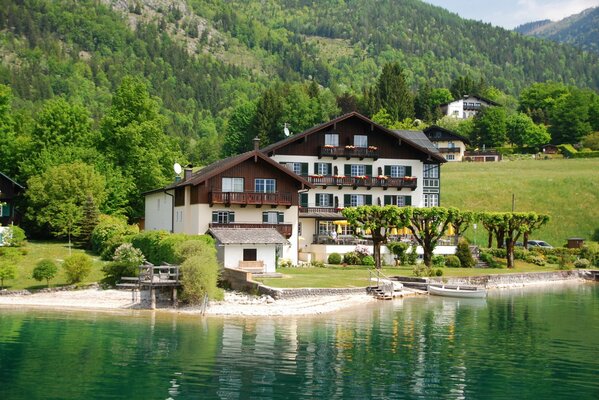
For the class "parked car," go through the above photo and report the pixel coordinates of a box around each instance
[527,240,553,249]
[515,241,524,247]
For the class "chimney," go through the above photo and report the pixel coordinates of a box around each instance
[253,137,260,151]
[184,167,193,181]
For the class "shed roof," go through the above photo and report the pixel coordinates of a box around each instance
[208,228,288,245]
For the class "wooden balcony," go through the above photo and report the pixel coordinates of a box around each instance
[209,191,292,207]
[319,146,379,160]
[437,147,461,153]
[299,206,342,215]
[307,176,417,191]
[209,223,293,238]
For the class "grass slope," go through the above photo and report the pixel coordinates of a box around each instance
[442,158,599,246]
[1,241,105,291]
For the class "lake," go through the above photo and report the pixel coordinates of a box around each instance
[1,282,598,399]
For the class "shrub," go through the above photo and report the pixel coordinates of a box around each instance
[328,253,342,265]
[0,264,16,289]
[311,260,325,268]
[546,255,559,264]
[113,243,145,265]
[342,251,360,265]
[445,255,461,268]
[573,258,591,269]
[32,259,58,287]
[435,268,443,276]
[387,241,409,265]
[4,226,26,247]
[361,255,375,266]
[593,228,599,242]
[180,248,223,304]
[432,255,445,268]
[354,245,371,258]
[62,254,93,284]
[101,243,146,286]
[131,231,214,264]
[558,254,575,270]
[480,252,502,268]
[278,258,294,268]
[455,239,475,268]
[579,244,598,267]
[513,248,527,260]
[525,255,546,266]
[406,244,419,265]
[91,215,138,258]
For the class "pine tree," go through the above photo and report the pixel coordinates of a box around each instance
[375,63,414,122]
[76,195,100,249]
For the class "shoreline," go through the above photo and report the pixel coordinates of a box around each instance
[0,273,593,316]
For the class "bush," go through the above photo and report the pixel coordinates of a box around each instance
[432,255,445,268]
[444,255,461,268]
[525,255,546,266]
[342,251,360,265]
[32,259,58,287]
[62,254,93,284]
[354,245,370,258]
[131,231,214,264]
[91,215,138,259]
[593,228,599,242]
[4,226,26,247]
[361,255,375,266]
[546,255,559,264]
[0,264,16,289]
[455,239,475,268]
[180,247,223,304]
[406,244,419,265]
[328,253,342,265]
[278,258,294,268]
[387,241,409,265]
[435,268,443,276]
[513,248,527,260]
[101,243,146,286]
[311,260,325,268]
[113,243,145,265]
[579,244,598,267]
[574,258,591,269]
[480,252,502,268]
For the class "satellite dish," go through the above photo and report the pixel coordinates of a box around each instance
[284,123,290,137]
[174,163,182,175]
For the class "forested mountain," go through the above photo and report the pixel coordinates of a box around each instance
[515,7,599,54]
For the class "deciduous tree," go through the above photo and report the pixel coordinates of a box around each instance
[407,207,458,267]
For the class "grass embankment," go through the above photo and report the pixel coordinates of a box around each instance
[442,158,599,246]
[1,241,105,291]
[255,262,562,289]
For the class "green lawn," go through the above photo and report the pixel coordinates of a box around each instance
[442,158,599,246]
[255,262,563,288]
[1,241,106,291]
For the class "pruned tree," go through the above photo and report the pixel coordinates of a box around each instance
[449,209,477,243]
[342,205,411,269]
[407,207,458,267]
[522,213,550,250]
[480,212,505,248]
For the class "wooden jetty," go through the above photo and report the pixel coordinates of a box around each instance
[117,263,181,309]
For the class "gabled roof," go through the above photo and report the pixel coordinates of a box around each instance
[423,125,472,146]
[392,130,443,158]
[208,228,287,245]
[0,172,24,189]
[261,112,446,163]
[439,94,501,107]
[164,150,312,190]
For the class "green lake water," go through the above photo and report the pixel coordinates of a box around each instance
[1,282,598,400]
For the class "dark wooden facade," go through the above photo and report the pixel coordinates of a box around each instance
[265,118,434,162]
[423,126,471,146]
[0,172,23,226]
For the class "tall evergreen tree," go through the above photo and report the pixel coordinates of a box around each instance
[76,195,100,249]
[375,63,414,122]
[253,87,284,146]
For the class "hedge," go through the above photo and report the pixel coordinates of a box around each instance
[131,231,214,265]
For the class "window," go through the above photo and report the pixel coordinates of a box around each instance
[423,164,439,179]
[285,162,308,176]
[354,135,368,148]
[424,194,439,207]
[222,177,244,192]
[262,211,284,224]
[384,195,411,206]
[318,221,334,235]
[384,165,411,178]
[243,248,257,261]
[315,162,331,176]
[448,141,455,149]
[174,187,185,206]
[316,193,333,207]
[0,203,9,217]
[423,179,439,187]
[446,154,455,161]
[255,178,276,193]
[325,133,339,147]
[350,164,366,177]
[344,194,372,207]
[212,211,235,224]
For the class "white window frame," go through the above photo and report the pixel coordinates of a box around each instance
[446,154,455,161]
[286,162,302,175]
[316,163,330,175]
[222,177,244,192]
[317,193,332,207]
[423,165,439,179]
[424,194,439,208]
[325,134,339,147]
[255,178,276,193]
[318,220,334,235]
[350,164,366,177]
[263,211,279,224]
[389,165,406,178]
[215,211,232,224]
[354,135,368,148]
[350,194,365,207]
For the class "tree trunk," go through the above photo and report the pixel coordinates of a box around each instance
[373,240,382,269]
[423,242,433,267]
[497,230,505,249]
[487,232,493,248]
[523,232,529,250]
[506,241,515,268]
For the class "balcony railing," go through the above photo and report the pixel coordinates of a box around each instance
[209,222,293,238]
[437,147,461,153]
[209,191,292,206]
[319,146,379,160]
[307,176,417,190]
[299,206,342,215]
[463,104,482,111]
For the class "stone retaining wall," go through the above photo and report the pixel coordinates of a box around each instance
[0,283,99,296]
[428,270,586,287]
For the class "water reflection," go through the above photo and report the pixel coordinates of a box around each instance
[0,283,598,399]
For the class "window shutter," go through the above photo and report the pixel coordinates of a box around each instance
[406,166,412,176]
[326,163,332,175]
[405,196,412,206]
[315,193,321,205]
[384,195,391,205]
[384,166,391,175]
[328,194,334,206]
[314,163,319,174]
[365,195,372,205]
[212,211,218,223]
[344,194,351,207]
[262,212,268,223]
[278,212,284,224]
[344,164,351,176]
[300,193,308,207]
[301,163,308,176]
[229,212,235,222]
[1,203,9,216]
[365,165,372,176]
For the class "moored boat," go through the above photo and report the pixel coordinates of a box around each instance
[428,284,487,298]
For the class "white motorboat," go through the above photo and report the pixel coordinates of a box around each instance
[428,284,487,298]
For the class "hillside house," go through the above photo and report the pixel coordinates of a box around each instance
[0,172,24,226]
[423,125,471,162]
[440,95,499,120]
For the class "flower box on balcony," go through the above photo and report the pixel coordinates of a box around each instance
[355,175,368,179]
[333,175,345,179]
[404,176,416,180]
[377,175,388,180]
[323,145,334,148]
[368,146,378,151]
[344,145,355,150]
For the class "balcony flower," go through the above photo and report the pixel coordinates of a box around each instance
[368,146,378,151]
[345,145,355,150]
[355,175,367,179]
[323,144,335,148]
[333,175,345,179]
[309,174,323,178]
[377,175,388,180]
[404,176,416,180]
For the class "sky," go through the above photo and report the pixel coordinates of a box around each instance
[422,0,599,29]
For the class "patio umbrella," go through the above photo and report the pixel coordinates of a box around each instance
[337,224,342,233]
[333,220,349,225]
[446,224,455,236]
[390,227,398,235]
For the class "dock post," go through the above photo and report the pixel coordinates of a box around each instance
[150,286,156,310]
[172,287,178,307]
